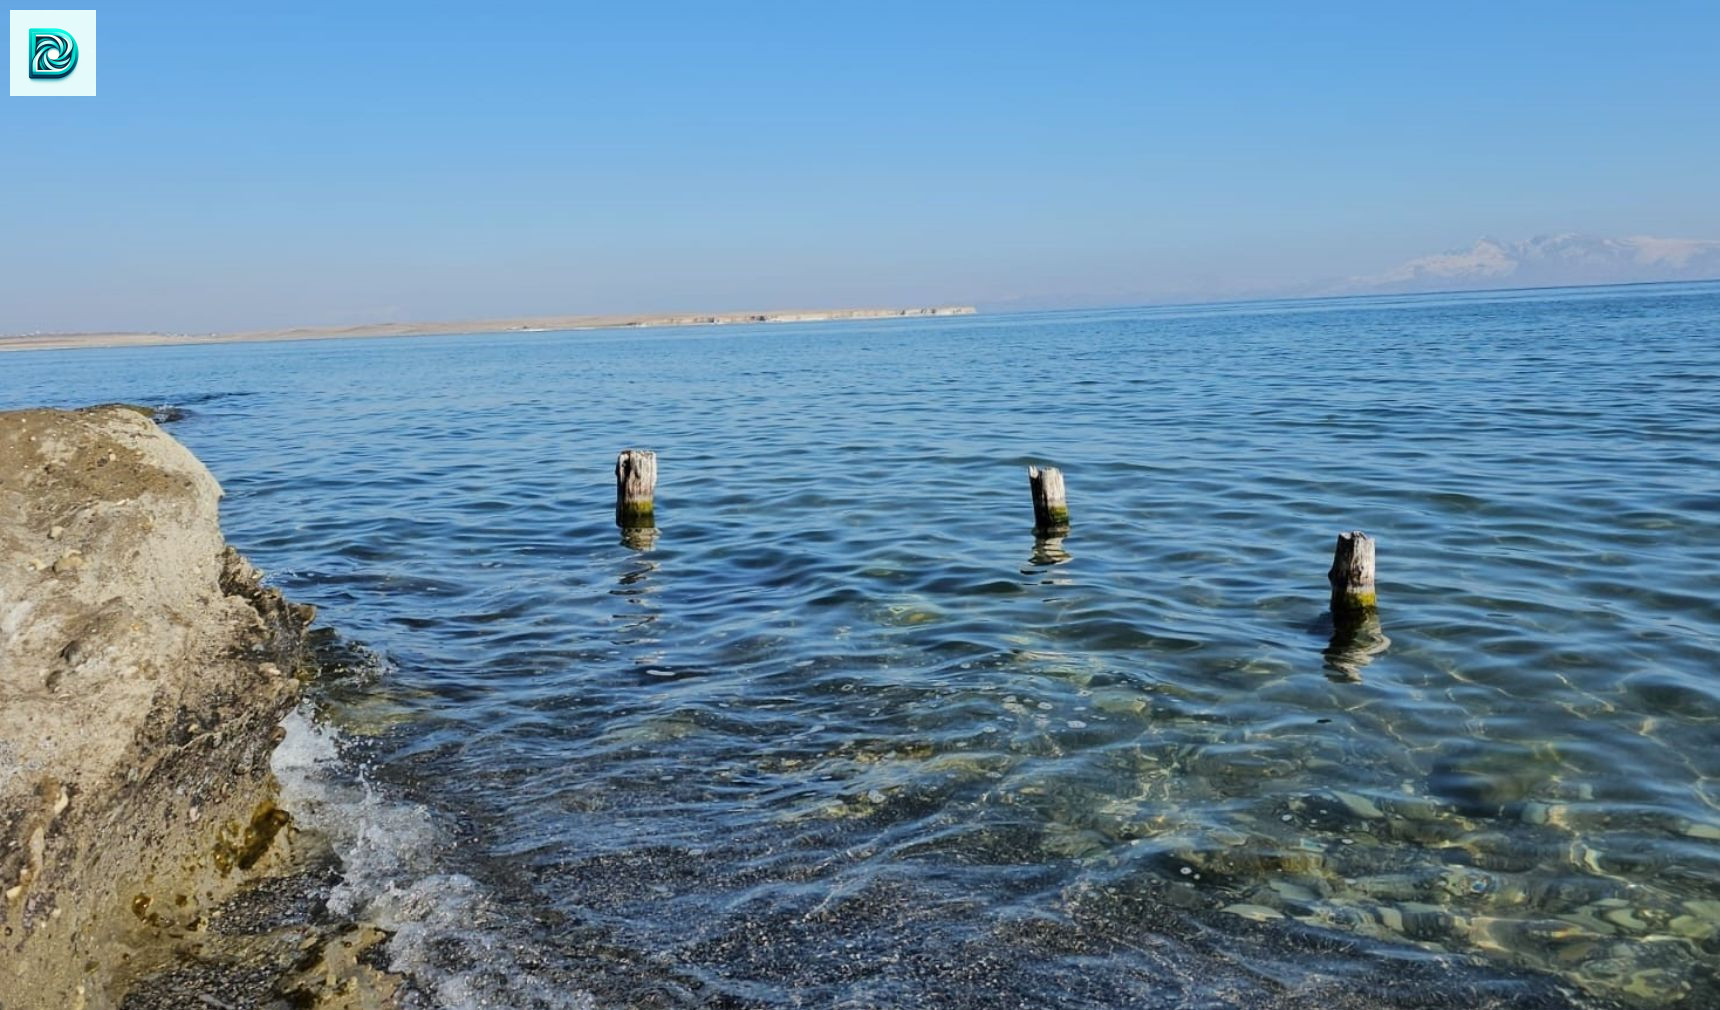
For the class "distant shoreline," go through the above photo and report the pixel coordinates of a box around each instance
[0,305,978,354]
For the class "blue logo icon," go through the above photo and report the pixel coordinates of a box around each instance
[29,29,78,80]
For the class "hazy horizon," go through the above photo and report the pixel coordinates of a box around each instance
[12,270,1720,341]
[4,3,1718,333]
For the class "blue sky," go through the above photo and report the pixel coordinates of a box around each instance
[3,2,1718,332]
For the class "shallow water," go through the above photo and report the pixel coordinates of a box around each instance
[5,283,1719,1008]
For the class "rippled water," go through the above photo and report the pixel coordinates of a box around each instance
[6,283,1720,1009]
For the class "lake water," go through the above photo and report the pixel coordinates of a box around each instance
[4,283,1719,1009]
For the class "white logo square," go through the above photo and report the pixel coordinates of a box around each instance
[10,9,96,97]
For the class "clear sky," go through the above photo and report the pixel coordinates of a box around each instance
[2,1,1717,332]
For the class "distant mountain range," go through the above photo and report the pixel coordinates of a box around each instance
[1343,234,1720,294]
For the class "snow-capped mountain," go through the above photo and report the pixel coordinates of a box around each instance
[1348,234,1720,293]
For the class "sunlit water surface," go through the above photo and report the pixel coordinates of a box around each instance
[5,284,1719,1009]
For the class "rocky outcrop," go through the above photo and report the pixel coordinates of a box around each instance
[0,407,316,1008]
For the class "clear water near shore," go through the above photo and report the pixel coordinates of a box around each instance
[6,282,1719,1008]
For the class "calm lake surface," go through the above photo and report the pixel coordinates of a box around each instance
[5,284,1719,1009]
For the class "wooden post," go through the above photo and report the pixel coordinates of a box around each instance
[615,450,657,529]
[1327,531,1376,614]
[1028,466,1069,533]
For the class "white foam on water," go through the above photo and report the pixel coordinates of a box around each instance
[272,706,597,1010]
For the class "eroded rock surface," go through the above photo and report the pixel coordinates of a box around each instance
[0,406,317,1008]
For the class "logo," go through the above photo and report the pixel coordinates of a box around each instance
[27,28,75,78]
[10,10,96,97]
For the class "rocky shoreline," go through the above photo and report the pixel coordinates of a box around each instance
[0,407,395,1009]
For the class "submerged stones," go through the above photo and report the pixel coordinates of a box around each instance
[1221,902,1284,921]
[1621,672,1720,721]
[1099,762,1720,1010]
[1329,789,1386,821]
[1425,741,1547,819]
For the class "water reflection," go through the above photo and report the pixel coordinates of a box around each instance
[1323,609,1390,681]
[609,554,660,627]
[619,524,659,550]
[1028,533,1071,567]
[614,555,658,591]
[609,550,666,678]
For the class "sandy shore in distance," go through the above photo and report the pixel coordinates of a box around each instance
[0,305,978,353]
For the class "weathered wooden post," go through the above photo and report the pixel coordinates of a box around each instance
[1028,466,1069,534]
[1327,531,1376,614]
[615,449,657,530]
[1324,531,1384,679]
